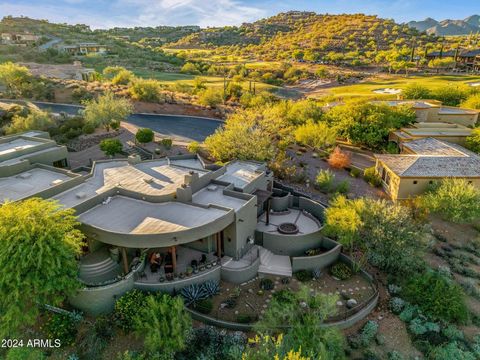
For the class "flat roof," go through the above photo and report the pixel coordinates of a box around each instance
[53,160,208,208]
[192,183,247,211]
[0,138,40,156]
[0,167,72,203]
[79,196,228,234]
[169,157,205,170]
[217,161,264,189]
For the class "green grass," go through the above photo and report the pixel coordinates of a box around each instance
[312,74,480,101]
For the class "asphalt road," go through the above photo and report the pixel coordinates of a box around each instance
[3,100,222,142]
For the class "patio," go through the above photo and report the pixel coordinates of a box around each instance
[137,246,218,283]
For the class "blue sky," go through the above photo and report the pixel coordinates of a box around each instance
[0,0,478,29]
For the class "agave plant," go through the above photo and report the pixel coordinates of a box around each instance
[181,284,208,306]
[312,268,322,279]
[202,280,220,297]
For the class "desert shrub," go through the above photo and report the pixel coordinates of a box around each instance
[44,312,81,346]
[294,120,336,149]
[294,269,313,282]
[330,262,352,280]
[160,138,173,149]
[442,325,464,341]
[82,123,95,134]
[312,268,322,279]
[431,86,469,107]
[5,348,47,360]
[350,168,361,177]
[114,290,147,332]
[360,320,378,346]
[195,299,213,314]
[187,141,201,154]
[129,79,162,102]
[363,166,381,187]
[389,297,406,314]
[236,314,254,324]
[78,316,114,360]
[328,146,351,169]
[429,341,476,360]
[408,317,440,336]
[197,88,223,107]
[272,289,296,305]
[135,128,154,144]
[387,284,402,295]
[100,138,123,156]
[402,270,468,323]
[71,87,94,102]
[260,278,274,291]
[336,179,350,194]
[403,83,431,99]
[465,128,480,154]
[315,169,335,192]
[399,303,421,323]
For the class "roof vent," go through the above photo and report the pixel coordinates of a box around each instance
[17,172,32,179]
[207,185,218,191]
[143,177,154,184]
[50,179,63,186]
[75,192,87,199]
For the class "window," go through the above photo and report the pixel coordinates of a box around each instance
[429,181,433,185]
[413,180,418,184]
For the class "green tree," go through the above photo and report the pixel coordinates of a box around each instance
[254,287,345,359]
[180,62,200,75]
[0,62,33,97]
[461,93,480,110]
[111,69,134,85]
[135,128,154,144]
[294,120,336,149]
[100,138,123,157]
[4,109,55,134]
[197,88,223,108]
[134,294,191,357]
[465,128,480,153]
[129,79,162,102]
[83,92,133,131]
[323,195,364,252]
[241,334,310,360]
[186,141,201,154]
[422,178,480,223]
[0,199,84,337]
[226,82,243,100]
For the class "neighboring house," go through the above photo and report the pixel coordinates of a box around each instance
[0,133,340,315]
[389,122,472,146]
[378,99,479,127]
[62,43,110,56]
[426,49,480,71]
[1,32,40,45]
[374,137,480,201]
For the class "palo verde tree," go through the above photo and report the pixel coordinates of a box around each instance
[133,293,191,357]
[0,62,33,98]
[422,178,480,223]
[83,92,133,131]
[0,198,84,338]
[254,287,345,359]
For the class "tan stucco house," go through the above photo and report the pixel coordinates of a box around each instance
[389,122,473,147]
[374,137,480,201]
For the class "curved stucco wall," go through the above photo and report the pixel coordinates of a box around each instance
[80,208,235,249]
[134,265,220,293]
[221,257,260,284]
[291,244,342,272]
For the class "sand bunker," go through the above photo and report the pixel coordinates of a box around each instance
[372,88,403,94]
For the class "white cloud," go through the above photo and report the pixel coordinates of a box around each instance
[0,0,266,29]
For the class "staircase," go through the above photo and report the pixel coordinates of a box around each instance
[79,248,122,284]
[258,247,292,277]
[125,144,153,161]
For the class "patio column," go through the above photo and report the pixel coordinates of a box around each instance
[171,246,177,273]
[121,247,129,274]
[216,233,221,258]
[266,198,271,225]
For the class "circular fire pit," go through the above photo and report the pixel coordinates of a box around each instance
[278,222,299,235]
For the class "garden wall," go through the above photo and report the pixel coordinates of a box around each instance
[221,256,260,284]
[291,242,342,272]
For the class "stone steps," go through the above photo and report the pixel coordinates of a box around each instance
[258,246,292,277]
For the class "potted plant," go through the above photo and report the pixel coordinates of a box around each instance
[186,267,193,276]
[179,272,185,279]
[173,273,179,280]
[193,266,199,274]
[199,265,205,272]
[159,276,165,283]
[212,260,217,266]
[206,263,212,269]
[166,273,173,281]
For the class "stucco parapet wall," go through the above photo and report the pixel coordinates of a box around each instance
[291,242,342,272]
[79,196,236,248]
[135,265,221,293]
[221,256,260,284]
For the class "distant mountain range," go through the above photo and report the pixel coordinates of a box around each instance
[408,15,480,36]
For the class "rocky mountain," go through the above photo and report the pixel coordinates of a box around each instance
[408,15,480,36]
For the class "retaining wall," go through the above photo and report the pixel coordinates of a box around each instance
[221,256,260,284]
